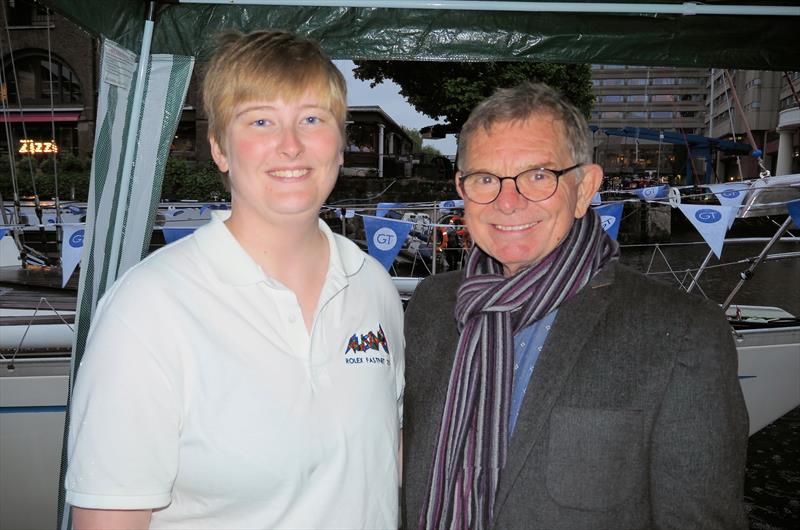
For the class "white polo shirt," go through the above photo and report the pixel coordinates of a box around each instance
[66,212,405,530]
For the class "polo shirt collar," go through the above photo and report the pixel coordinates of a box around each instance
[195,211,365,286]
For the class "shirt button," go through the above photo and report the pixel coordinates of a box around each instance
[520,342,526,347]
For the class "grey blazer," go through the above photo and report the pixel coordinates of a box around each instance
[402,261,749,530]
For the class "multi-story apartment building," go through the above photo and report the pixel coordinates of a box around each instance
[591,65,708,131]
[705,69,797,177]
[590,65,709,185]
[590,65,800,184]
[776,71,800,176]
[706,69,800,179]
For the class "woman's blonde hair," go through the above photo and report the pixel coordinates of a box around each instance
[203,30,347,153]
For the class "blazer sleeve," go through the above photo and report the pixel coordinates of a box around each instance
[649,304,749,529]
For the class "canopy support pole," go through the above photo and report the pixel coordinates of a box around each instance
[176,1,800,17]
[105,2,157,281]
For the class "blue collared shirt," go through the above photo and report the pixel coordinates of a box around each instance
[509,309,558,437]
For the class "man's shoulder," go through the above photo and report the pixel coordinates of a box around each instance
[417,270,463,295]
[606,262,724,315]
[406,270,462,314]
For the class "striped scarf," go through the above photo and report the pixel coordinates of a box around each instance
[420,210,619,530]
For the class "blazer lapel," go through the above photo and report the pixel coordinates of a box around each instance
[493,263,618,515]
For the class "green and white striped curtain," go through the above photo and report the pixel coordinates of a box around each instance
[58,39,194,530]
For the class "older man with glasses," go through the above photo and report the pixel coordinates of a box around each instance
[402,82,748,530]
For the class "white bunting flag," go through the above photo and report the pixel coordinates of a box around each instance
[707,182,750,225]
[677,204,736,259]
[61,224,85,287]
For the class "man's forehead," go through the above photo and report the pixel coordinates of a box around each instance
[481,113,563,136]
[461,118,569,171]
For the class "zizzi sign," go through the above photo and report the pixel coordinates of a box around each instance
[18,139,59,155]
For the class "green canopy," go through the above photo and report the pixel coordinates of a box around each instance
[44,0,799,70]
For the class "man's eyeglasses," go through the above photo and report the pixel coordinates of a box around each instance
[458,163,585,204]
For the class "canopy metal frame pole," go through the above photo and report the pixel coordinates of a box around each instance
[721,215,795,311]
[105,2,157,281]
[177,1,800,16]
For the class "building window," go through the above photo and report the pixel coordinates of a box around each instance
[653,78,676,85]
[627,78,647,86]
[597,95,623,103]
[4,51,82,105]
[627,111,647,118]
[650,111,674,118]
[5,0,52,27]
[651,94,676,102]
[627,95,647,103]
[600,111,624,119]
[602,79,624,86]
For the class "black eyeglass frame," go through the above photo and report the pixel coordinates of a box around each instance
[458,163,585,204]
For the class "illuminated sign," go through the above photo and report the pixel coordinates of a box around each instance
[18,139,59,155]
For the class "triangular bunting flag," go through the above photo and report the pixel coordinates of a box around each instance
[592,202,624,241]
[707,182,750,215]
[162,227,196,244]
[787,199,800,228]
[591,192,602,206]
[0,227,8,239]
[363,215,413,271]
[634,184,669,201]
[677,204,736,259]
[61,224,85,287]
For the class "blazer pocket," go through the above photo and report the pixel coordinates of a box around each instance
[546,406,644,511]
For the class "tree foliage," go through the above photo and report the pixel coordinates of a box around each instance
[353,61,594,131]
[0,155,229,203]
[401,125,442,157]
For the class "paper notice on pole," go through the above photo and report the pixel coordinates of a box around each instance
[101,40,137,90]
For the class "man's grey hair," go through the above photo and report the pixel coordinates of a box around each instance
[457,82,593,172]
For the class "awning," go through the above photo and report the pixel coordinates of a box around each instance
[42,0,800,70]
[0,111,82,123]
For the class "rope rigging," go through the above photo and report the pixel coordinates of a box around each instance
[1,2,62,266]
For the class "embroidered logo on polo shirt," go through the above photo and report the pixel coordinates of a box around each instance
[344,324,391,366]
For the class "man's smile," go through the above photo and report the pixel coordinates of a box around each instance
[493,222,539,232]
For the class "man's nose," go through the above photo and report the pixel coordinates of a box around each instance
[494,178,526,213]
